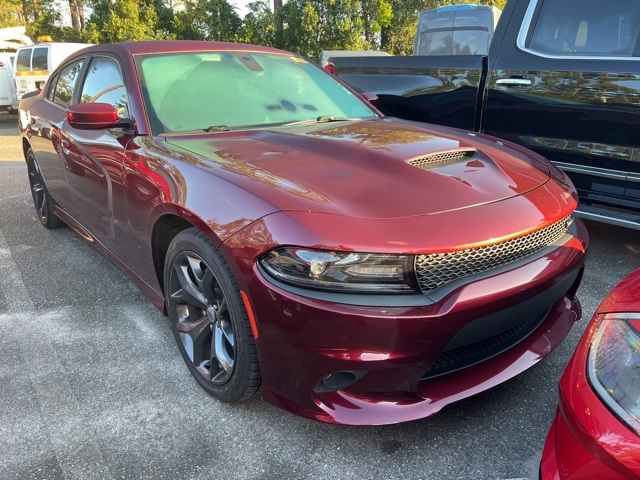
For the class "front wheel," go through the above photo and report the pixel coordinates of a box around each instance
[164,228,261,402]
[26,148,63,229]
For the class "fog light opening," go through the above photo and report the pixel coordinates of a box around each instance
[314,370,367,393]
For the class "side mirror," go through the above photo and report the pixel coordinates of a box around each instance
[360,92,379,107]
[66,103,130,129]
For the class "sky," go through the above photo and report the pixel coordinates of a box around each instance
[232,0,279,18]
[232,0,260,18]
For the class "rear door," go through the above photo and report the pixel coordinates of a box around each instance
[484,0,640,209]
[0,58,18,110]
[15,46,50,98]
[27,58,86,210]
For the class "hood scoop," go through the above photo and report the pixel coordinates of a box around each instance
[407,149,477,170]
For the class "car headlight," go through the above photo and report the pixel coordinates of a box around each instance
[259,247,418,294]
[587,314,640,435]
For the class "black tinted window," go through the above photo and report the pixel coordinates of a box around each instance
[528,0,640,57]
[52,60,84,107]
[16,48,31,72]
[32,47,48,70]
[79,57,129,118]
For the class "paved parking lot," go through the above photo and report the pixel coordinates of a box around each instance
[1,111,639,480]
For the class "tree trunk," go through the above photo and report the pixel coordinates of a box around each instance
[273,0,283,32]
[68,0,85,32]
[380,24,390,52]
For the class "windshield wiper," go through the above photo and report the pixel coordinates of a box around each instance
[204,125,233,132]
[283,116,359,126]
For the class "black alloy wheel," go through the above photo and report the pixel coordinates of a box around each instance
[26,148,62,229]
[165,228,260,402]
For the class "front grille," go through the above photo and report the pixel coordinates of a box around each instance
[421,308,549,380]
[415,214,573,294]
[407,149,476,169]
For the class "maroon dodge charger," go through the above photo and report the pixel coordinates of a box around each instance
[18,41,588,425]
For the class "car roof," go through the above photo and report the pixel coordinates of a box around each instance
[72,40,292,59]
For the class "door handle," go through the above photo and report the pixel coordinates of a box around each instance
[496,78,532,87]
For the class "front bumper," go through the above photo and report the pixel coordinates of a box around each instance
[243,220,588,425]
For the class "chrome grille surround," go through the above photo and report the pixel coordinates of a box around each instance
[407,149,476,169]
[415,214,573,294]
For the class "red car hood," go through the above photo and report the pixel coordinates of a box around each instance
[166,118,550,219]
[596,268,640,315]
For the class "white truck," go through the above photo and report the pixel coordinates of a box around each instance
[14,42,90,99]
[0,53,18,112]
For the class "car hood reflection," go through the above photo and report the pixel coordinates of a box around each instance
[166,119,550,219]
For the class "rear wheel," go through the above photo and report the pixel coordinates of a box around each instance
[26,148,62,229]
[164,228,261,402]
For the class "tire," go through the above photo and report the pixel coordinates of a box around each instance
[26,148,63,229]
[164,228,261,402]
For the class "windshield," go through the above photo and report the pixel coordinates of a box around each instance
[135,51,378,134]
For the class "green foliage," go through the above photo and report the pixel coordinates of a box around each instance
[173,0,242,41]
[381,0,507,55]
[0,0,23,28]
[280,0,370,58]
[237,1,278,46]
[83,0,165,43]
[2,0,510,59]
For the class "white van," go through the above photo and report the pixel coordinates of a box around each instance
[414,5,502,56]
[0,53,18,112]
[14,42,90,99]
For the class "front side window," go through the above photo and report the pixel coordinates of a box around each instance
[80,56,129,118]
[32,47,48,70]
[52,60,84,107]
[135,51,377,134]
[16,48,31,72]
[526,0,640,57]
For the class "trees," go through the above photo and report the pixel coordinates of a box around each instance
[82,0,165,43]
[173,0,242,41]
[0,0,24,28]
[0,0,509,59]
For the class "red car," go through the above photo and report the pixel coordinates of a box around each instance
[541,268,640,479]
[18,41,588,425]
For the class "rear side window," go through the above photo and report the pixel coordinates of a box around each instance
[46,72,60,101]
[32,47,48,71]
[51,60,84,107]
[526,0,640,57]
[79,56,129,118]
[16,48,31,72]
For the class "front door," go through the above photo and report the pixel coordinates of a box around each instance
[61,54,132,245]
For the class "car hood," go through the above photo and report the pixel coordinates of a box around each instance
[596,269,640,315]
[165,118,550,219]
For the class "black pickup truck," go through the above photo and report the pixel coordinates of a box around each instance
[333,0,640,229]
